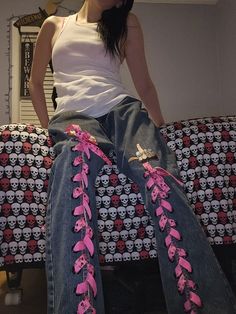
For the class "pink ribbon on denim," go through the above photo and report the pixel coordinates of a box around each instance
[143,161,202,313]
[66,124,112,166]
[66,124,110,314]
[77,296,96,314]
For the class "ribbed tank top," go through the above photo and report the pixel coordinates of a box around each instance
[52,14,131,117]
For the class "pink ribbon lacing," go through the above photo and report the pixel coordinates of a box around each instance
[143,162,202,314]
[66,124,111,314]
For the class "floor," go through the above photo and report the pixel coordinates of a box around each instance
[0,264,167,314]
[0,269,47,314]
[1,261,236,314]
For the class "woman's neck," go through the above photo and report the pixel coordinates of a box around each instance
[77,1,102,23]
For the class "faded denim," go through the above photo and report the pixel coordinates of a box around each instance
[46,97,236,314]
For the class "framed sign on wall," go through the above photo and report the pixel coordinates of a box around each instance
[20,37,33,98]
[11,25,54,125]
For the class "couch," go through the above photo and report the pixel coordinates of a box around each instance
[0,115,235,307]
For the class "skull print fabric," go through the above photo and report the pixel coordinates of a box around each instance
[0,124,55,268]
[0,124,158,268]
[160,116,236,246]
[96,150,157,264]
[1,116,236,269]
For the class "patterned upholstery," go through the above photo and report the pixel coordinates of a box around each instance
[160,116,236,246]
[0,124,55,268]
[0,116,236,269]
[95,151,156,264]
[0,123,157,269]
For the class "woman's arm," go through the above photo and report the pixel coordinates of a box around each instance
[125,13,165,127]
[29,16,62,128]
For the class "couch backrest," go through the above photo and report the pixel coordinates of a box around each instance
[160,116,236,246]
[0,117,235,268]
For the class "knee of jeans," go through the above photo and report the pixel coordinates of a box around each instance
[53,139,76,157]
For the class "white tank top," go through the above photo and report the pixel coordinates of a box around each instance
[52,14,131,117]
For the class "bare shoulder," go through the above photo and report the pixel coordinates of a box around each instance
[126,13,143,40]
[43,15,66,25]
[127,12,141,28]
[41,15,65,31]
[126,13,143,46]
[38,15,68,47]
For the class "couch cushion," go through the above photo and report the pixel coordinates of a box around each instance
[0,124,157,268]
[160,116,236,246]
[0,124,55,268]
[95,150,156,264]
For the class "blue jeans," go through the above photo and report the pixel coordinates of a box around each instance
[46,97,236,314]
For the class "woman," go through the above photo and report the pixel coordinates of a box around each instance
[29,1,236,313]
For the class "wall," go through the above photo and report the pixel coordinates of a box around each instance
[124,3,220,122]
[216,0,236,116]
[0,0,234,125]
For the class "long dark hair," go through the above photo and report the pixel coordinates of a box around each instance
[97,0,134,58]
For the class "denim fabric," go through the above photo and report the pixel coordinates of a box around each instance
[46,96,236,314]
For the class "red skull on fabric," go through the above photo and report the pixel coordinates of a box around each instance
[26,214,36,228]
[229,175,236,188]
[140,250,149,260]
[204,142,213,154]
[4,255,14,265]
[109,173,118,187]
[131,182,140,194]
[43,156,53,169]
[137,227,146,239]
[217,211,228,225]
[28,239,37,254]
[198,124,208,133]
[23,142,32,154]
[116,240,125,253]
[189,156,198,168]
[0,178,10,192]
[194,202,204,215]
[213,187,222,201]
[0,153,9,166]
[24,190,33,203]
[223,236,232,245]
[26,125,35,133]
[3,228,13,242]
[46,136,53,147]
[114,219,123,232]
[111,195,120,208]
[44,179,49,190]
[226,152,234,165]
[174,122,182,130]
[22,165,30,179]
[1,203,11,217]
[1,130,11,142]
[221,130,230,141]
[193,178,200,191]
[208,164,218,177]
[135,204,145,217]
[183,136,191,147]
